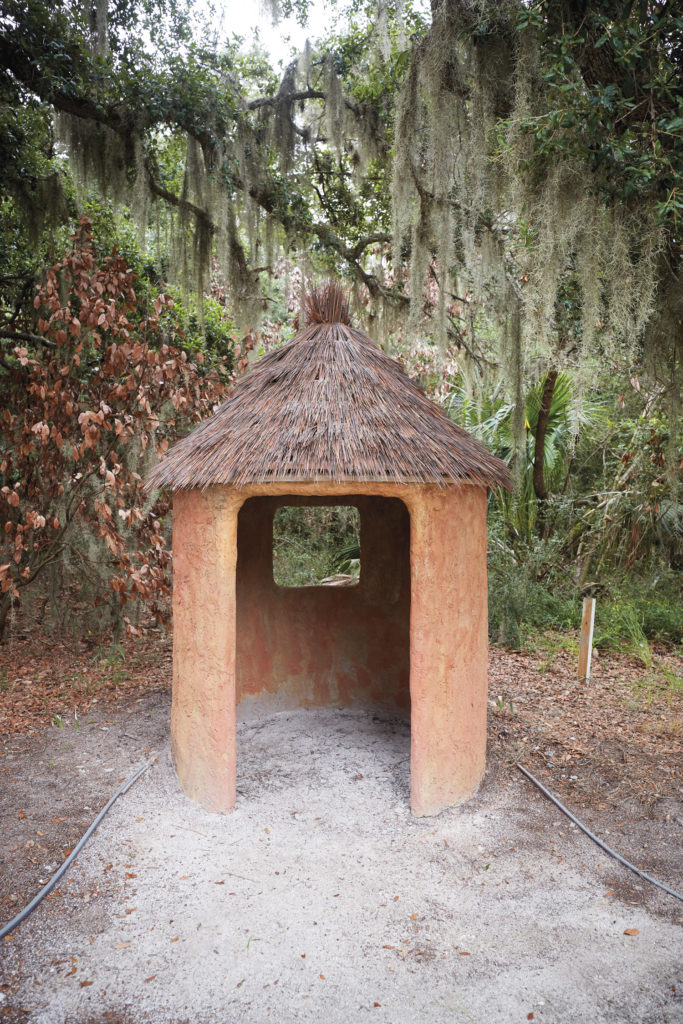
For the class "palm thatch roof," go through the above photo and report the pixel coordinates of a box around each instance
[147,284,512,492]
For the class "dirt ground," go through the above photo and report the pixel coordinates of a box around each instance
[0,631,681,1023]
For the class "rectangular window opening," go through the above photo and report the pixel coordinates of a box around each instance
[273,505,361,588]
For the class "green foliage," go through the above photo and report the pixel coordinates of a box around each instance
[595,568,683,650]
[487,525,579,649]
[487,533,682,653]
[450,369,606,545]
[517,3,683,225]
[272,505,360,586]
[161,288,238,365]
[480,366,680,650]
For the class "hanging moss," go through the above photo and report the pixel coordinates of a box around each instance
[94,0,109,56]
[131,134,148,250]
[17,170,69,246]
[389,5,666,445]
[376,0,391,62]
[55,114,128,209]
[325,59,344,157]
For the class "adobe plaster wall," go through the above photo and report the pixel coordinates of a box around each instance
[235,495,411,708]
[171,481,488,817]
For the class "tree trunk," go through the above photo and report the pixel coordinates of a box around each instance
[0,590,12,642]
[533,369,558,537]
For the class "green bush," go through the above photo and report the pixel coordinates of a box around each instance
[487,541,681,652]
[272,505,360,587]
[595,569,682,649]
[487,551,579,648]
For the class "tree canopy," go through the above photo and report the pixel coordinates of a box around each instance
[0,0,681,643]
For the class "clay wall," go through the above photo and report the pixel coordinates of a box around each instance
[171,481,488,816]
[235,495,411,709]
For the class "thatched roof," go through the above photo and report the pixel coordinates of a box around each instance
[147,284,512,492]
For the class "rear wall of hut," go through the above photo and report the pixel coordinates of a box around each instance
[235,495,411,708]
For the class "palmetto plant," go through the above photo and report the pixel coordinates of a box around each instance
[448,370,593,546]
[449,370,680,580]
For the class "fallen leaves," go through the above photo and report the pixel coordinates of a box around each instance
[624,928,639,936]
[487,641,682,810]
[0,632,172,738]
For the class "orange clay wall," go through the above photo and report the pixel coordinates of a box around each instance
[171,482,488,817]
[235,495,411,709]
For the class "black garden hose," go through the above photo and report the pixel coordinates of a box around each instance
[517,762,683,902]
[0,760,152,939]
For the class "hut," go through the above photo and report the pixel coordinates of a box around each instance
[147,284,511,817]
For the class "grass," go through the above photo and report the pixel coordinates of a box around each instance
[629,658,683,706]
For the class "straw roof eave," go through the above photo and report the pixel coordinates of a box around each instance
[146,287,513,495]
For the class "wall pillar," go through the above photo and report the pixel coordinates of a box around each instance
[407,485,488,816]
[171,487,242,812]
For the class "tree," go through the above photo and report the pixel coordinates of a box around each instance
[0,217,229,638]
[1,0,680,617]
[0,0,403,326]
[4,1,679,373]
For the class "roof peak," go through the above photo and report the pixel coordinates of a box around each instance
[302,282,351,327]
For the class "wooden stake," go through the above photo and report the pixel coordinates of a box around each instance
[578,597,596,681]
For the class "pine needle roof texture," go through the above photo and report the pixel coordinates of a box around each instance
[147,284,512,493]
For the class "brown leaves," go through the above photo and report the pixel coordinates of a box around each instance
[624,928,639,936]
[0,630,171,737]
[487,643,683,810]
[0,216,230,636]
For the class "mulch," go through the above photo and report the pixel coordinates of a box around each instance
[487,641,682,813]
[0,629,172,742]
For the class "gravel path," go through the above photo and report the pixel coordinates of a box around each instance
[2,700,681,1023]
